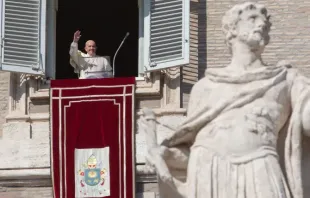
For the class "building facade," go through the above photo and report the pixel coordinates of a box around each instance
[1,0,310,197]
[0,0,204,197]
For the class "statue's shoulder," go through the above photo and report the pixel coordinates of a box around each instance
[276,60,300,84]
[276,60,292,68]
[191,78,204,91]
[190,76,211,95]
[194,67,230,89]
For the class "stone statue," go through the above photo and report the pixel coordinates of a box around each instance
[140,2,310,198]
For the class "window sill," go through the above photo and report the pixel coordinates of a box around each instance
[6,112,50,123]
[0,168,50,180]
[6,74,162,122]
[29,74,161,101]
[29,88,49,101]
[135,73,160,96]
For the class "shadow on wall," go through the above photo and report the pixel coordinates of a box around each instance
[197,0,207,79]
[181,0,207,108]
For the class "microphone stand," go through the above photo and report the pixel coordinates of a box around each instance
[112,32,130,77]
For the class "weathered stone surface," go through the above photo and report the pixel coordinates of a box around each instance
[0,72,10,137]
[136,192,156,198]
[0,187,52,198]
[0,122,50,171]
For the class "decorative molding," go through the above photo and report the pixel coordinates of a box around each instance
[136,72,161,96]
[20,74,45,81]
[24,73,161,101]
[29,113,50,122]
[136,164,156,175]
[8,73,27,114]
[7,73,50,122]
[0,168,50,180]
[0,165,158,186]
[28,73,161,98]
[161,67,181,108]
[6,113,49,123]
[5,113,30,122]
[29,89,49,101]
[0,178,52,187]
[136,165,157,183]
[136,174,157,183]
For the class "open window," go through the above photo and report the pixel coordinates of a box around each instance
[56,0,139,79]
[0,0,190,79]
[0,0,46,75]
[56,0,189,79]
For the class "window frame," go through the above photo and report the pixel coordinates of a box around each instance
[0,0,189,78]
[142,0,190,72]
[0,0,47,75]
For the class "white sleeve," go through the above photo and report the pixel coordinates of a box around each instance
[69,42,88,70]
[103,57,113,77]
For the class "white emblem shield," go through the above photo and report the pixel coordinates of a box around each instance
[74,147,110,197]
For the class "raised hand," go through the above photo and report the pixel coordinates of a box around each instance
[73,30,81,43]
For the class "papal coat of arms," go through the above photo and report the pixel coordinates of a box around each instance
[75,148,110,197]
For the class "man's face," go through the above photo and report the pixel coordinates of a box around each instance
[85,40,97,56]
[236,10,269,50]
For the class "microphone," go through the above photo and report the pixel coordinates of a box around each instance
[112,32,130,77]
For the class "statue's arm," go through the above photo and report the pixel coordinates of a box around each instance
[159,80,207,148]
[141,78,206,154]
[289,69,310,136]
[302,101,310,136]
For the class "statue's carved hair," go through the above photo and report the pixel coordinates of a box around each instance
[222,2,272,52]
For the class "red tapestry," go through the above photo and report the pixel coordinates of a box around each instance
[50,77,135,198]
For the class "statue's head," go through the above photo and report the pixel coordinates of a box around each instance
[222,2,272,54]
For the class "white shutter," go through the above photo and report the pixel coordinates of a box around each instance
[143,0,189,72]
[0,0,46,75]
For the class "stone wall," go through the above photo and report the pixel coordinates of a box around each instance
[0,72,10,137]
[0,186,159,198]
[207,0,310,77]
[0,187,52,198]
[181,0,207,108]
[182,0,310,107]
[5,0,310,197]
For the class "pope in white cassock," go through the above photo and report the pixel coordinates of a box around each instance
[69,30,113,79]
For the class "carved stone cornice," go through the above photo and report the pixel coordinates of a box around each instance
[0,165,158,187]
[0,178,52,188]
[135,72,161,96]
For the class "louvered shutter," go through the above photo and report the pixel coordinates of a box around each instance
[143,0,189,72]
[0,0,46,75]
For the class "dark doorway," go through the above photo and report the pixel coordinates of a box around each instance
[56,0,139,79]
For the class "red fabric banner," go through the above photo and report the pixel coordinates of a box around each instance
[50,77,135,198]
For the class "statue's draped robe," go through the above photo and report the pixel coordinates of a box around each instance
[154,65,310,198]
